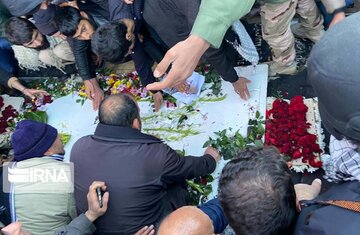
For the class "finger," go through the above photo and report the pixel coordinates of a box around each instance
[135,225,151,235]
[36,90,50,95]
[89,181,106,191]
[154,50,175,78]
[140,225,154,235]
[102,192,109,209]
[311,178,322,194]
[93,97,100,111]
[126,33,132,41]
[146,80,172,91]
[240,90,246,100]
[244,87,251,99]
[28,94,35,99]
[86,90,93,101]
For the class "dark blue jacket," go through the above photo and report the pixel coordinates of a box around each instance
[199,198,228,234]
[0,38,18,87]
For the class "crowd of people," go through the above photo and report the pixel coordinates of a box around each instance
[1,0,360,234]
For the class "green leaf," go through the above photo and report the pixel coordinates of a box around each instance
[23,111,48,123]
[59,133,71,145]
[176,149,186,157]
[256,110,260,119]
[254,139,264,148]
[177,114,188,128]
[203,139,214,148]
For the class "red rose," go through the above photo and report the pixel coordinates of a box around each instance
[42,95,53,104]
[200,177,208,185]
[2,105,18,119]
[292,150,302,159]
[281,143,292,155]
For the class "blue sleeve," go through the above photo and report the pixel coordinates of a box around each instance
[198,198,228,234]
[0,38,19,76]
[108,0,133,21]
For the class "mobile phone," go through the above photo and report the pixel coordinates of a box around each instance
[96,187,103,208]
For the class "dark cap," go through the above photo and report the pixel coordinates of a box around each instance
[308,12,360,142]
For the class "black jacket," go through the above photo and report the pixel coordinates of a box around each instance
[70,124,216,234]
[294,181,360,235]
[66,0,109,81]
[0,0,42,16]
[69,0,151,82]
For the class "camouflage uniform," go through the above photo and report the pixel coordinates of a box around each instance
[260,0,324,75]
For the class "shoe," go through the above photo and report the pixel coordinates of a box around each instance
[291,23,324,43]
[268,62,297,77]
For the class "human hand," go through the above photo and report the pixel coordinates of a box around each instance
[147,35,210,91]
[52,31,67,40]
[329,12,346,28]
[295,179,322,202]
[205,146,220,162]
[59,0,79,9]
[85,181,109,222]
[152,91,164,112]
[40,0,50,10]
[84,79,104,110]
[121,19,135,35]
[175,83,190,93]
[1,222,30,235]
[124,0,134,4]
[232,77,251,100]
[22,88,49,99]
[134,225,155,235]
[320,0,345,14]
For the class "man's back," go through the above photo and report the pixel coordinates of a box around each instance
[71,124,216,234]
[14,157,76,235]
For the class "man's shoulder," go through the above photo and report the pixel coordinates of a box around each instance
[71,135,94,155]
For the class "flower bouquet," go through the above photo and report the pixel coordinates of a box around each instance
[266,96,323,172]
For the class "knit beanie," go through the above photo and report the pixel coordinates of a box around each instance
[11,120,58,161]
[308,12,360,142]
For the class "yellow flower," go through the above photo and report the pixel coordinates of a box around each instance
[111,87,119,95]
[113,80,121,88]
[126,80,132,89]
[79,91,87,97]
[107,77,115,86]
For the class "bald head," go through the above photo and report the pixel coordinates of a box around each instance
[99,94,139,127]
[158,206,214,235]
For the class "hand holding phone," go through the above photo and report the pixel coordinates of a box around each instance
[85,181,109,222]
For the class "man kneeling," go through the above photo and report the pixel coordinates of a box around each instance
[70,94,220,234]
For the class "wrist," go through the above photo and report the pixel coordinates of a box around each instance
[85,210,99,222]
[7,77,19,89]
[333,7,346,15]
[187,35,210,53]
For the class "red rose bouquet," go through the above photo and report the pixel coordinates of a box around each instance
[266,96,323,172]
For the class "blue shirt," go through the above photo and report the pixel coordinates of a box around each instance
[198,198,228,234]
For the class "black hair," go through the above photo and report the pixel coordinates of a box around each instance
[99,94,139,127]
[4,17,36,45]
[55,6,82,37]
[219,147,297,235]
[91,22,131,63]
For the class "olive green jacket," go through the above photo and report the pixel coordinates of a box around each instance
[191,0,289,48]
[191,0,256,48]
[13,158,76,235]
